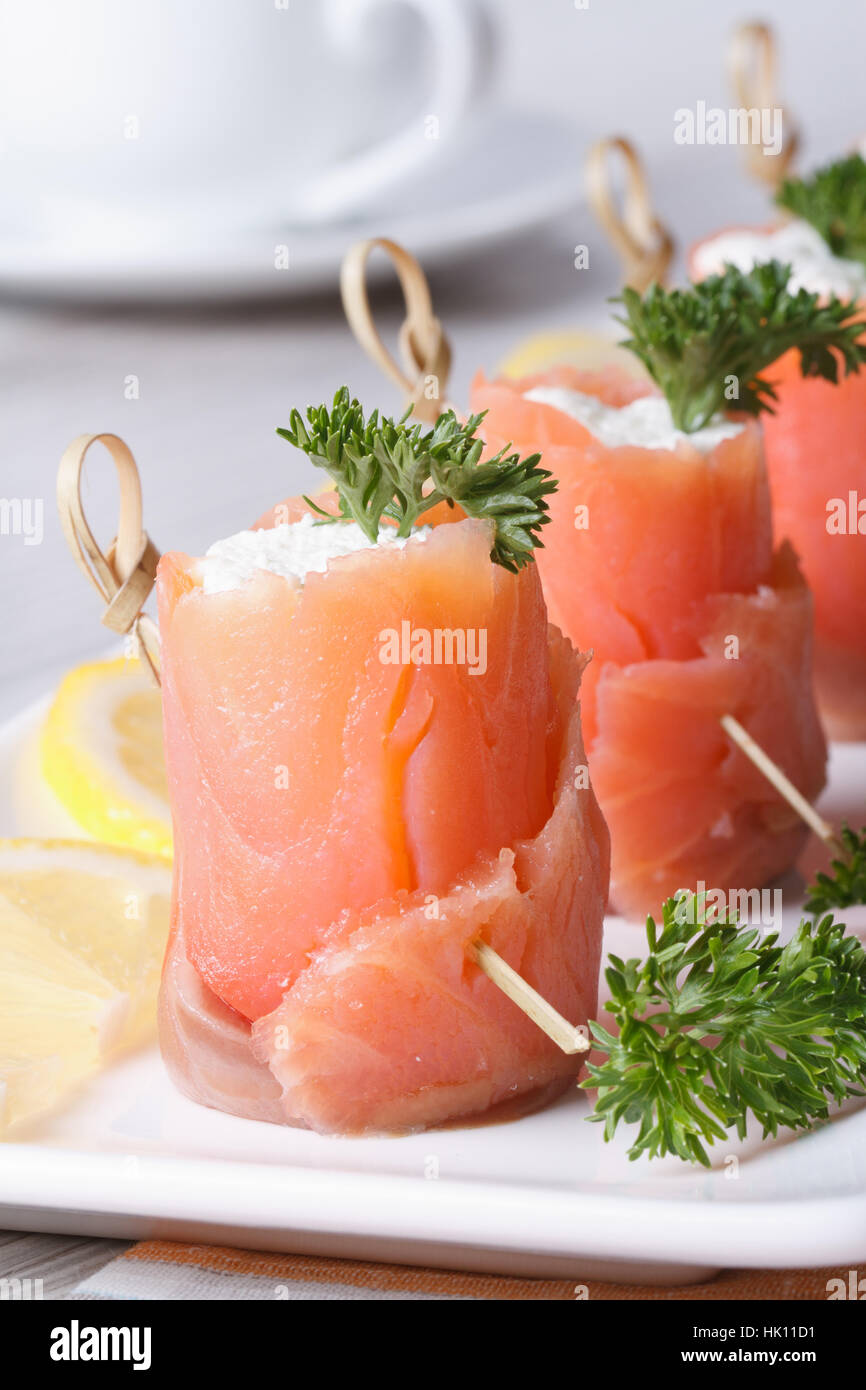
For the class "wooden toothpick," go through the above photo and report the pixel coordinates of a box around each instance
[727,22,799,189]
[57,433,162,688]
[340,237,454,424]
[467,939,590,1055]
[720,714,841,851]
[585,136,675,292]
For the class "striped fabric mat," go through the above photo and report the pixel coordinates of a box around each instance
[69,1243,857,1301]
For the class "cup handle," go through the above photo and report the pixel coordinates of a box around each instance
[294,0,493,223]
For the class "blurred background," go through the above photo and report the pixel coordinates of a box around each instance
[2,0,866,717]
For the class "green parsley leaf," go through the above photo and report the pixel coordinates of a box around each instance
[776,155,866,267]
[582,893,866,1165]
[614,262,866,432]
[805,824,866,916]
[277,388,556,573]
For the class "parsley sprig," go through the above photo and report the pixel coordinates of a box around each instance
[805,824,866,917]
[582,894,866,1165]
[777,155,866,268]
[615,262,866,433]
[277,388,556,573]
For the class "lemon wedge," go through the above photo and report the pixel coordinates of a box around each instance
[0,838,171,1134]
[499,328,648,381]
[40,656,171,858]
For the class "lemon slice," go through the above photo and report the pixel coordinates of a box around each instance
[499,328,648,381]
[0,838,171,1134]
[40,656,171,858]
[0,1056,68,1134]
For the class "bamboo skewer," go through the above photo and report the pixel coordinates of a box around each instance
[727,22,799,188]
[340,237,454,423]
[720,714,842,852]
[585,137,674,291]
[57,433,162,688]
[467,941,590,1055]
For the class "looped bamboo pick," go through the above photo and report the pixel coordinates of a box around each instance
[57,432,162,687]
[727,21,799,188]
[585,137,675,291]
[340,237,453,423]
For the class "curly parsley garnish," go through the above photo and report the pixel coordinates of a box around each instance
[776,154,866,268]
[614,262,866,433]
[582,893,866,1165]
[277,388,556,573]
[805,824,866,917]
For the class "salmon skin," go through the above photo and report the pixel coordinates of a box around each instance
[156,516,609,1134]
[691,228,866,740]
[469,367,827,920]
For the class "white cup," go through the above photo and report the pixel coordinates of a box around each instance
[0,0,493,241]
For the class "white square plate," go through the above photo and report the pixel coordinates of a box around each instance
[2,700,865,1283]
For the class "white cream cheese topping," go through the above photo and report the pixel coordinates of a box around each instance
[692,219,866,302]
[523,386,745,455]
[199,513,430,594]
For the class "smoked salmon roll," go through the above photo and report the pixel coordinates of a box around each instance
[471,264,860,918]
[470,366,772,745]
[691,155,866,739]
[156,394,609,1135]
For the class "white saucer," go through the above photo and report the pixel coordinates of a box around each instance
[0,106,580,303]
